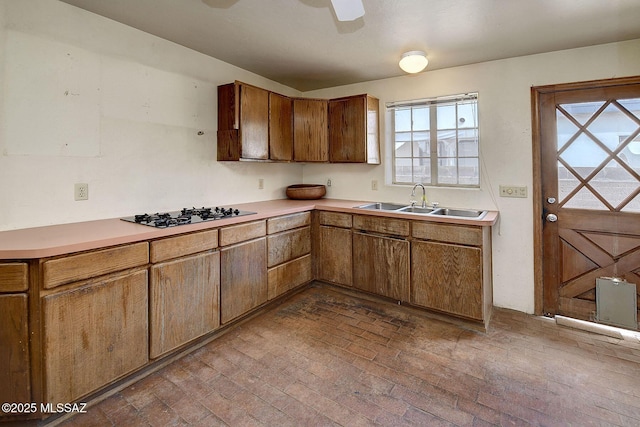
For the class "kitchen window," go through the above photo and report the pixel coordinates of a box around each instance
[388,93,479,187]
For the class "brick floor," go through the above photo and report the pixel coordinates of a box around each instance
[57,283,640,426]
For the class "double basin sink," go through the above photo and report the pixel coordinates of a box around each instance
[355,202,487,219]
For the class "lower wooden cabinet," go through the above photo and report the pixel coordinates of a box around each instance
[267,213,312,299]
[150,251,220,358]
[317,225,352,286]
[353,232,409,301]
[42,269,149,404]
[0,294,30,405]
[267,254,312,300]
[411,240,483,320]
[220,237,268,324]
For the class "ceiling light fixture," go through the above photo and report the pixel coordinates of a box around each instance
[399,51,428,74]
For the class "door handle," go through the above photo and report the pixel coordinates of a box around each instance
[546,213,558,222]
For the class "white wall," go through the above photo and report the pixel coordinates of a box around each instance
[301,39,640,313]
[0,0,304,231]
[1,0,639,315]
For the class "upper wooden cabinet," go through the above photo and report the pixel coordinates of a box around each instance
[217,81,379,163]
[217,82,293,161]
[293,98,329,162]
[269,92,294,161]
[329,94,380,164]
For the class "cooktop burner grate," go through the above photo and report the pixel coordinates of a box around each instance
[121,206,256,228]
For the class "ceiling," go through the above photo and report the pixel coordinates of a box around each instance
[59,0,640,91]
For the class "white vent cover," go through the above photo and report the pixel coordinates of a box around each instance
[596,278,638,330]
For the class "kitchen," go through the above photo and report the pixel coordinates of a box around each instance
[1,0,640,425]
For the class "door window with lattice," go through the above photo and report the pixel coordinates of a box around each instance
[556,98,640,211]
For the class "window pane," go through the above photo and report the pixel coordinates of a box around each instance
[394,132,412,156]
[437,104,456,129]
[395,109,412,132]
[413,130,430,156]
[437,131,457,157]
[413,158,431,184]
[458,132,478,157]
[438,158,457,184]
[459,158,479,185]
[413,107,430,130]
[394,158,413,183]
[457,102,477,128]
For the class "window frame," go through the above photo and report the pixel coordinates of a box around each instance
[388,93,480,188]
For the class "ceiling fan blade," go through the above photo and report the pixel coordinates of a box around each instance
[330,0,365,21]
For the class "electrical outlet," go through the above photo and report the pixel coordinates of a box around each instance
[74,183,89,201]
[258,178,264,189]
[499,185,527,198]
[327,178,332,187]
[371,180,378,191]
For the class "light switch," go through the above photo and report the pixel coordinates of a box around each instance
[499,185,527,198]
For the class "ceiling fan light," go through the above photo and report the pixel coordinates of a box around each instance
[330,0,365,21]
[399,51,428,74]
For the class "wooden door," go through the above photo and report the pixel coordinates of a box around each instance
[534,77,640,325]
[239,84,269,159]
[293,98,328,162]
[220,237,267,324]
[411,240,483,320]
[329,95,366,162]
[0,294,30,405]
[269,92,293,161]
[150,251,220,358]
[42,269,148,404]
[317,225,352,286]
[353,232,409,301]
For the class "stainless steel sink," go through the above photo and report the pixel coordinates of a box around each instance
[397,206,437,214]
[429,208,487,218]
[355,202,407,211]
[355,202,487,219]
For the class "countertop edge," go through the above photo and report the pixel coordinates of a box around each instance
[0,198,498,259]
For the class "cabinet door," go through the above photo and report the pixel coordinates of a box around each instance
[293,98,328,162]
[240,84,269,159]
[150,251,220,358]
[220,237,267,324]
[329,94,380,164]
[317,226,352,286]
[270,92,293,161]
[411,241,483,320]
[329,95,366,162]
[43,269,148,404]
[0,294,30,405]
[353,232,409,301]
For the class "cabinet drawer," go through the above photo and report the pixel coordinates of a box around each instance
[219,220,266,247]
[318,211,352,228]
[412,222,482,246]
[268,254,312,300]
[268,226,311,267]
[267,212,311,234]
[150,229,218,263]
[0,263,28,292]
[43,242,149,289]
[353,215,409,236]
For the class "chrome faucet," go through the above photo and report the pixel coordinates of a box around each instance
[411,183,427,208]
